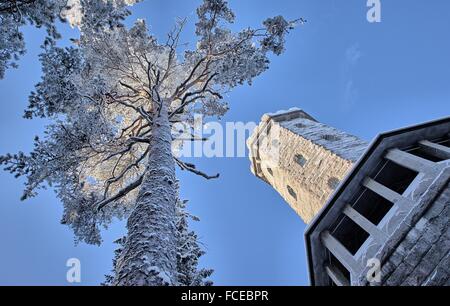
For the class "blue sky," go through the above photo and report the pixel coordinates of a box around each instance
[0,0,449,285]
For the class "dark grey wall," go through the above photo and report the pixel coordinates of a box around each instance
[379,182,450,286]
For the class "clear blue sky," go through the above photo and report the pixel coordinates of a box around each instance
[0,0,449,285]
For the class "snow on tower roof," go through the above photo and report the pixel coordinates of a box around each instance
[261,107,317,123]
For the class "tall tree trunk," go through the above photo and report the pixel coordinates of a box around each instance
[114,101,178,286]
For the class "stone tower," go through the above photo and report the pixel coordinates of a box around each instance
[247,108,367,224]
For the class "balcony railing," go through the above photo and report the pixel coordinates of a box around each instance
[320,138,450,286]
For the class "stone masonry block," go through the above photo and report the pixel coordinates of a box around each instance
[403,239,432,268]
[422,266,449,286]
[384,262,415,286]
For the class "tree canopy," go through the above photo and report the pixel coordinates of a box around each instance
[1,0,301,285]
[1,0,300,245]
[0,0,138,79]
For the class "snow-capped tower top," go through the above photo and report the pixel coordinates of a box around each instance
[247,108,367,224]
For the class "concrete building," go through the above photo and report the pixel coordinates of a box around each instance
[248,109,450,286]
[306,116,450,286]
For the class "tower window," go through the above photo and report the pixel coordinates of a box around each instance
[375,160,418,195]
[321,134,341,142]
[271,139,280,148]
[328,177,340,190]
[406,146,446,163]
[440,138,450,148]
[267,167,273,176]
[295,123,307,129]
[352,188,394,226]
[287,185,297,200]
[295,154,307,167]
[332,215,370,255]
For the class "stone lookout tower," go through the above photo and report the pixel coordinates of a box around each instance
[247,108,367,224]
[249,109,450,286]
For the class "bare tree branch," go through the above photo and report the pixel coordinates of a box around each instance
[174,157,220,180]
[97,174,144,211]
[103,146,149,199]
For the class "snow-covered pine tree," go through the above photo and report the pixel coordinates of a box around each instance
[0,0,139,79]
[103,236,127,286]
[176,197,213,286]
[1,0,301,285]
[0,0,64,78]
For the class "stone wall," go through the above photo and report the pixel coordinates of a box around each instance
[280,117,367,163]
[268,119,357,223]
[379,181,450,286]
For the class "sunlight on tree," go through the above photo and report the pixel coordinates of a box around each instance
[1,0,302,285]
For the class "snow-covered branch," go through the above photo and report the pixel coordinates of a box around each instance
[97,174,144,211]
[2,0,300,286]
[175,157,220,180]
